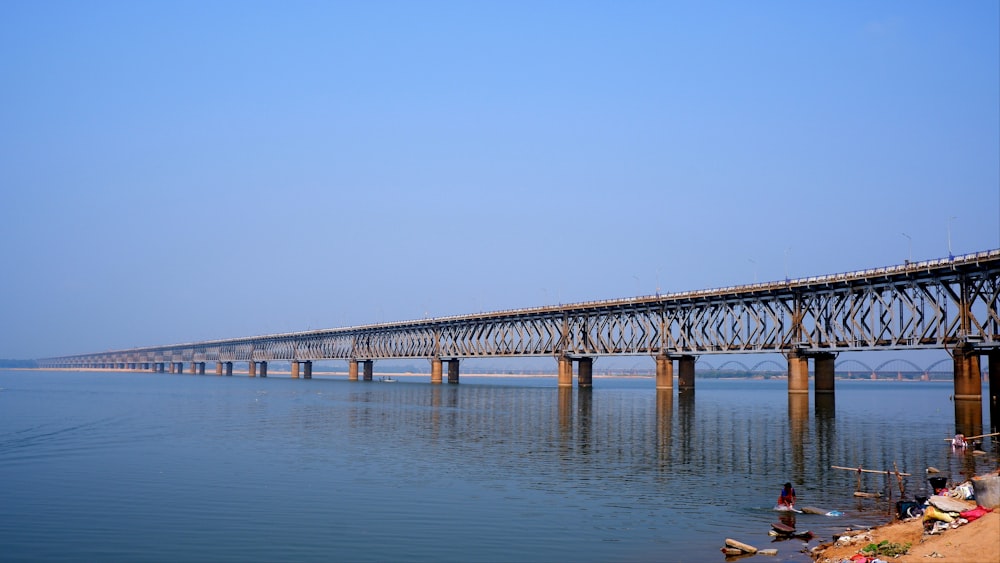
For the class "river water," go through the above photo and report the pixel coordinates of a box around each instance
[0,369,996,563]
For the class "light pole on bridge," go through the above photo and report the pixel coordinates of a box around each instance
[902,232,912,264]
[947,216,957,260]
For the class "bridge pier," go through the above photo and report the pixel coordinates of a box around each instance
[656,354,674,391]
[577,357,593,388]
[814,353,836,394]
[430,358,442,384]
[216,362,223,375]
[953,345,983,436]
[225,361,233,376]
[678,355,696,391]
[558,356,572,387]
[787,351,809,394]
[303,361,312,379]
[363,360,373,381]
[953,345,982,401]
[189,362,198,375]
[348,360,358,381]
[990,350,1000,432]
[259,361,267,377]
[447,359,459,384]
[291,361,300,378]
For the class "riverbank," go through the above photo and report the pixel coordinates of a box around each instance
[811,508,999,562]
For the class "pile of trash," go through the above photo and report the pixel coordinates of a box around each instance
[816,473,997,563]
[909,481,993,536]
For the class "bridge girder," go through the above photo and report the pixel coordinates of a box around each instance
[39,251,1000,367]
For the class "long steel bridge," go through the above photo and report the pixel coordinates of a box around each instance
[40,250,1000,402]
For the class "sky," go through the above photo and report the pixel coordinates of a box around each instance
[1,1,998,363]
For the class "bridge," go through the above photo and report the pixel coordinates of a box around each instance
[40,250,1000,404]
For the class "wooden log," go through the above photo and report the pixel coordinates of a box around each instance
[853,491,881,498]
[720,547,744,555]
[725,538,758,553]
[831,465,911,476]
[758,548,778,556]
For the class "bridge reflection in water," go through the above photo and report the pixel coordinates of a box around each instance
[333,380,996,510]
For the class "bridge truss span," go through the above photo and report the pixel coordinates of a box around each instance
[39,250,1000,368]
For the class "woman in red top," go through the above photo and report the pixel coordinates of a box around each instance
[777,482,796,509]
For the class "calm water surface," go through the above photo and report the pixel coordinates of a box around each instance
[1,370,997,563]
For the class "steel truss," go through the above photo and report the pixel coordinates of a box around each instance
[41,250,1000,368]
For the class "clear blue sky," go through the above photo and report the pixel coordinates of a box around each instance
[1,1,997,361]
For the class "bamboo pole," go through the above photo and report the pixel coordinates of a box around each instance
[942,431,1000,441]
[894,461,905,496]
[831,465,912,476]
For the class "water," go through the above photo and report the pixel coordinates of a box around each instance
[0,370,996,563]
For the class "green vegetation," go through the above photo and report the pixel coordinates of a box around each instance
[861,540,911,558]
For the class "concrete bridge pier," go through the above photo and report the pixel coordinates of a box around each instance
[447,359,459,384]
[431,358,442,384]
[814,353,836,394]
[348,360,358,381]
[678,355,696,392]
[158,363,166,373]
[303,361,312,379]
[577,357,593,388]
[953,345,982,401]
[656,354,674,391]
[189,362,198,375]
[216,362,223,375]
[363,360,373,381]
[990,350,1000,432]
[224,362,233,376]
[953,345,983,436]
[291,361,300,378]
[558,356,572,387]
[787,351,809,394]
[248,361,257,377]
[259,361,267,377]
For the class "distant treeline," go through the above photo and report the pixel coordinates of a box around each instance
[0,359,38,368]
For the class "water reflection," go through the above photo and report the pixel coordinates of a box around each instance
[815,393,837,480]
[954,398,982,438]
[789,393,808,480]
[655,390,672,465]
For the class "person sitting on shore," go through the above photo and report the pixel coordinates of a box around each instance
[777,482,796,509]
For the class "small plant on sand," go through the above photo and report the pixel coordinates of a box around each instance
[861,540,911,557]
